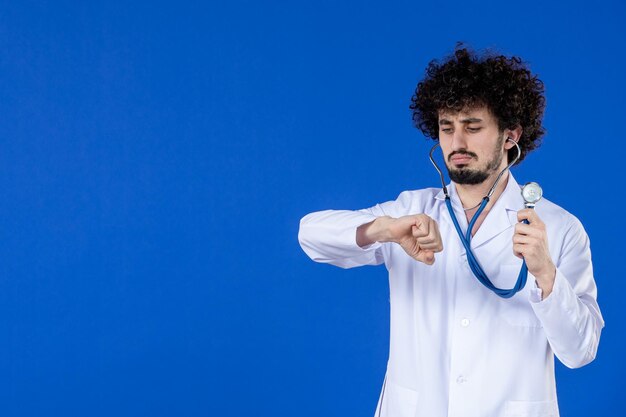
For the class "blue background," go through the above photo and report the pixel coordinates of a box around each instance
[0,0,623,415]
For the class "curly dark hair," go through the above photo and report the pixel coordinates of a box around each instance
[409,45,546,164]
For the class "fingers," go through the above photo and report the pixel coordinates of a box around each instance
[512,210,555,280]
[412,216,430,238]
[517,209,544,226]
[513,213,546,255]
[416,217,443,252]
[395,214,443,265]
[513,223,543,238]
[513,242,545,261]
[512,233,533,244]
[512,235,541,258]
[431,219,443,252]
[417,222,443,252]
[416,250,435,265]
[514,213,547,256]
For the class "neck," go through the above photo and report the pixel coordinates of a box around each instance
[455,170,510,215]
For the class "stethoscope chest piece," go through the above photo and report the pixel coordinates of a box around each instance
[521,182,543,208]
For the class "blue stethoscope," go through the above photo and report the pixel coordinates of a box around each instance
[429,139,543,298]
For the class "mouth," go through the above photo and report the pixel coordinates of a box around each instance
[449,155,474,165]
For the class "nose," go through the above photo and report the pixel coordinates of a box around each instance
[451,129,468,150]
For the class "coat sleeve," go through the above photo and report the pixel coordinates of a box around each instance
[530,217,605,369]
[298,202,391,269]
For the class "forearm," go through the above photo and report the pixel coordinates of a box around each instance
[531,269,604,368]
[298,209,385,268]
[356,216,394,247]
[529,217,605,368]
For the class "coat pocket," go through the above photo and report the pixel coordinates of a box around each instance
[504,399,558,417]
[378,379,419,417]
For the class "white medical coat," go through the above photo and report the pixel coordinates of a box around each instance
[298,175,604,417]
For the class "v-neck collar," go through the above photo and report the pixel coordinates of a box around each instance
[434,173,525,249]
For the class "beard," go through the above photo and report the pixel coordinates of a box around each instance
[446,134,505,185]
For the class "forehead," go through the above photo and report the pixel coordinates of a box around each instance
[438,107,496,124]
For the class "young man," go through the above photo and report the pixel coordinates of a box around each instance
[298,47,604,417]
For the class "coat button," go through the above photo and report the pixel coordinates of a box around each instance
[456,375,467,384]
[461,318,470,327]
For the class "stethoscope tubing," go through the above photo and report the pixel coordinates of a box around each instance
[430,139,530,298]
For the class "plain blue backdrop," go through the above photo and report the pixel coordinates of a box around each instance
[0,0,624,415]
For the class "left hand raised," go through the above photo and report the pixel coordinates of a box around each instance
[514,209,556,295]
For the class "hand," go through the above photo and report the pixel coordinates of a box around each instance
[514,209,556,294]
[364,214,443,265]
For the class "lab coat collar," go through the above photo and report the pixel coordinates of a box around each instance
[434,173,525,249]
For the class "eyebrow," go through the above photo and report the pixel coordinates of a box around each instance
[439,117,483,126]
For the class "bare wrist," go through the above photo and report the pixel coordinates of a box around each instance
[534,264,556,298]
[371,216,395,243]
[534,263,556,284]
[356,216,393,247]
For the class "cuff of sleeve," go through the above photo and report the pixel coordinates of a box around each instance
[336,213,384,267]
[299,209,386,268]
[344,211,381,251]
[529,268,577,319]
[529,280,543,302]
[357,240,383,251]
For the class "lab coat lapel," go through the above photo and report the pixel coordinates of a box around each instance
[470,174,524,249]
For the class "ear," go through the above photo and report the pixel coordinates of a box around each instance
[503,125,523,150]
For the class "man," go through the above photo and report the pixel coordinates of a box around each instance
[298,46,604,417]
